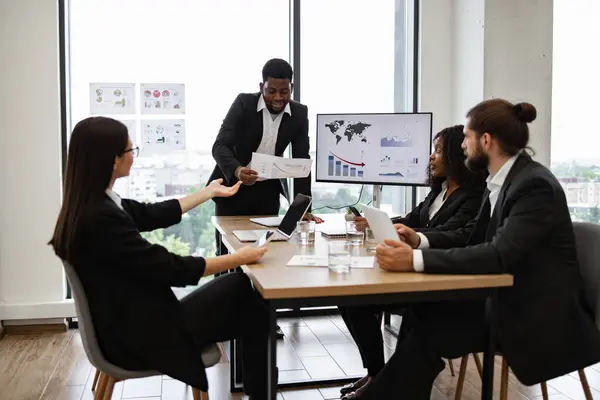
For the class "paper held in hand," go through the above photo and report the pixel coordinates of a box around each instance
[249,152,313,180]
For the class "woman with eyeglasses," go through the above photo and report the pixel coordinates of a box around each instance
[50,117,269,399]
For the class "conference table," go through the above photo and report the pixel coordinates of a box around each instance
[212,215,513,400]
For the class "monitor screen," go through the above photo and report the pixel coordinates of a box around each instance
[278,194,312,237]
[315,112,433,186]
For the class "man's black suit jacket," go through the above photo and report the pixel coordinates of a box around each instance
[391,183,485,231]
[208,92,312,208]
[421,154,600,385]
[72,196,210,391]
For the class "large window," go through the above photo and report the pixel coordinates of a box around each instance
[65,0,416,272]
[67,0,290,261]
[552,0,600,223]
[300,0,416,217]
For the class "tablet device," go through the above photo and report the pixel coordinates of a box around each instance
[361,204,400,245]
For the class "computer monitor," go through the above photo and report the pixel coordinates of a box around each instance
[315,112,433,186]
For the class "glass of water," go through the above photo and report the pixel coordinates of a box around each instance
[346,221,364,245]
[296,221,316,245]
[328,241,351,274]
[364,227,378,252]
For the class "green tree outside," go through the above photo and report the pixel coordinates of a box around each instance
[141,229,191,256]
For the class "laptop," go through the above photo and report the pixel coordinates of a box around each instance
[233,193,313,242]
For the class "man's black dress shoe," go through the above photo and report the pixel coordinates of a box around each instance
[276,325,284,339]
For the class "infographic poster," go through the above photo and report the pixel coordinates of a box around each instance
[140,83,185,114]
[140,119,186,155]
[89,83,136,114]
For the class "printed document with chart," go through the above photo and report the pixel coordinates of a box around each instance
[249,152,312,180]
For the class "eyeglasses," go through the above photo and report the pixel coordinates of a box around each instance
[122,146,139,157]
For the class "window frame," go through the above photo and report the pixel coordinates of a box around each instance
[58,0,420,307]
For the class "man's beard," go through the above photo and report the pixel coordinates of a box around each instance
[266,102,286,114]
[465,145,489,172]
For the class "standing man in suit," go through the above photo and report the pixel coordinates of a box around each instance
[209,58,322,237]
[345,99,600,400]
[208,58,322,338]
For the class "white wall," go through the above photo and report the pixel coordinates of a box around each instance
[420,0,553,167]
[0,0,74,320]
[419,0,453,133]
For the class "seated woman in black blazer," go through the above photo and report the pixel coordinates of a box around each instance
[340,125,487,400]
[50,117,270,399]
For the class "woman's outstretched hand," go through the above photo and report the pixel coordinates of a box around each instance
[208,179,242,198]
[235,245,268,265]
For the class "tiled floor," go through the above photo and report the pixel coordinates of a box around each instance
[0,314,599,399]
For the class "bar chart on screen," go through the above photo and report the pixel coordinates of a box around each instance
[328,152,365,178]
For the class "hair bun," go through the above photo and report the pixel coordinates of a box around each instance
[513,102,537,123]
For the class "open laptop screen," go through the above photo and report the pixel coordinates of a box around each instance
[278,194,312,237]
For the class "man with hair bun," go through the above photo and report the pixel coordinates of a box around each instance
[347,98,600,400]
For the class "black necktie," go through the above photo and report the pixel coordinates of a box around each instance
[468,189,491,245]
[485,191,500,242]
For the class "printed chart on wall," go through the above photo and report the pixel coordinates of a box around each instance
[140,119,186,155]
[315,113,432,186]
[89,83,136,114]
[140,83,185,114]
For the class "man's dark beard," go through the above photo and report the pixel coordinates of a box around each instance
[266,103,286,115]
[465,150,489,172]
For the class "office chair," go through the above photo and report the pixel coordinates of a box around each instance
[455,221,599,400]
[63,261,221,400]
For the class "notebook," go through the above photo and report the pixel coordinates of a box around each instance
[320,230,346,239]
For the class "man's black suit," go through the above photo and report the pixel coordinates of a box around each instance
[209,92,312,214]
[339,183,485,377]
[363,154,600,399]
[208,92,312,255]
[72,196,269,397]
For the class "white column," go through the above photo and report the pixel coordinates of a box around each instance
[0,0,74,320]
[420,0,553,166]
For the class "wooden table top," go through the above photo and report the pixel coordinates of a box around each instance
[212,215,513,300]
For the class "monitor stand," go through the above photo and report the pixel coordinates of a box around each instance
[372,184,382,209]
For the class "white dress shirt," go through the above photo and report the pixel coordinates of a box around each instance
[106,189,123,210]
[412,154,520,272]
[427,181,449,221]
[255,95,292,156]
[237,95,292,181]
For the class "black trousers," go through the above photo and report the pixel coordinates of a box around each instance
[339,305,411,377]
[361,300,486,400]
[215,180,281,258]
[179,272,269,398]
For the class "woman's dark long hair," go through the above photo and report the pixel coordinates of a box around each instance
[427,125,487,189]
[50,117,129,262]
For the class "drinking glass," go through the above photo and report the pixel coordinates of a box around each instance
[364,227,378,252]
[346,221,364,245]
[296,221,316,245]
[328,241,351,274]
